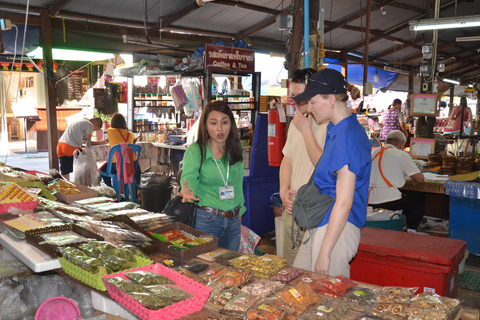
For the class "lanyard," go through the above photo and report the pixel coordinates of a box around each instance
[213,158,229,187]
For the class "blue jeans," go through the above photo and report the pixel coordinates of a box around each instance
[194,208,241,251]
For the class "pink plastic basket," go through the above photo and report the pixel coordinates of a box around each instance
[35,297,81,320]
[103,263,211,320]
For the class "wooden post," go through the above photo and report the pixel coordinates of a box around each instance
[39,9,59,170]
[289,0,304,77]
[362,0,371,95]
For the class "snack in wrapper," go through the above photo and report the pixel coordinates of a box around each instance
[218,270,253,287]
[301,297,353,319]
[200,266,229,283]
[248,254,287,278]
[106,277,150,293]
[215,251,242,265]
[126,292,175,310]
[116,243,150,260]
[269,266,304,282]
[289,271,329,291]
[145,284,192,302]
[341,287,378,307]
[319,275,356,295]
[376,286,418,303]
[102,255,135,273]
[353,312,389,320]
[275,281,322,315]
[222,292,259,315]
[240,278,284,296]
[209,287,241,306]
[245,298,294,320]
[124,270,175,285]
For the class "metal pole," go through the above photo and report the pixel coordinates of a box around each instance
[304,0,309,68]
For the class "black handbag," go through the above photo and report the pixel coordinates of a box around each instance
[291,170,335,246]
[163,196,198,227]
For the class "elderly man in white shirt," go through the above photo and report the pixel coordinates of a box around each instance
[368,130,426,233]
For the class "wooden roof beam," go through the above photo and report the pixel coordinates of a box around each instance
[49,0,73,17]
[214,0,282,15]
[238,7,289,38]
[157,1,199,29]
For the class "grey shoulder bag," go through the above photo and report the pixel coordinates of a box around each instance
[291,169,335,246]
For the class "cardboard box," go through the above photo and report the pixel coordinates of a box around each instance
[350,227,466,298]
[53,182,98,203]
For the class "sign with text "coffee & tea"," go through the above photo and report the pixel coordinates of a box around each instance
[205,44,255,73]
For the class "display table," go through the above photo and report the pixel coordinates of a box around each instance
[401,179,445,194]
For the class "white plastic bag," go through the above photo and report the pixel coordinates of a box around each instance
[72,146,100,186]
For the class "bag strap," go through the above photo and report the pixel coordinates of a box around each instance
[117,128,130,143]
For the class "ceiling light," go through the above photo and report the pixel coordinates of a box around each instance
[374,71,379,82]
[27,47,114,61]
[456,36,480,42]
[443,78,460,85]
[383,66,410,75]
[409,14,480,31]
[123,35,179,49]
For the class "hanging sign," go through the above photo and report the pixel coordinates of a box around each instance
[205,44,255,72]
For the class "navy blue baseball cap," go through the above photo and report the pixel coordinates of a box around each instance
[292,69,347,102]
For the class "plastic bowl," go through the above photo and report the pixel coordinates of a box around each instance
[35,297,81,320]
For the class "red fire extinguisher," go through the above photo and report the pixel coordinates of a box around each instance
[268,101,285,167]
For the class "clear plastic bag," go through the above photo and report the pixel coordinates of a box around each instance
[73,146,100,187]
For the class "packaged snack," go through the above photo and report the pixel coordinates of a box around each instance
[160,229,184,241]
[353,312,389,320]
[215,251,242,265]
[182,261,209,273]
[408,292,460,320]
[210,287,241,306]
[123,270,175,285]
[376,286,418,303]
[102,255,135,273]
[145,284,192,302]
[245,298,288,320]
[341,287,378,307]
[320,275,356,295]
[218,270,253,287]
[241,278,284,296]
[270,267,304,282]
[126,292,175,310]
[275,281,322,315]
[229,254,257,269]
[198,248,227,262]
[249,254,287,278]
[200,266,229,282]
[301,297,353,319]
[222,292,259,315]
[373,303,409,317]
[289,271,329,291]
[105,277,150,293]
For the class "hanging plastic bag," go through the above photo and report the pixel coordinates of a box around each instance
[72,146,100,187]
[170,84,189,111]
[182,78,202,116]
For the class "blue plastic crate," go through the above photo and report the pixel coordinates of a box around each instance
[449,196,480,255]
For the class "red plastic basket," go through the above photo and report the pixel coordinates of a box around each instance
[103,263,211,320]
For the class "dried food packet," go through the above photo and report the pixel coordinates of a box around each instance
[410,292,460,313]
[182,261,209,273]
[126,292,174,310]
[245,298,287,320]
[275,281,322,315]
[116,243,150,260]
[102,255,135,273]
[249,254,287,278]
[77,240,118,258]
[341,286,378,307]
[145,284,193,302]
[228,253,257,269]
[68,255,109,276]
[159,229,185,241]
[39,230,89,246]
[222,292,258,315]
[320,275,356,295]
[376,286,418,303]
[59,246,88,259]
[373,302,409,317]
[73,197,117,206]
[174,267,206,284]
[198,248,227,262]
[123,270,175,285]
[105,277,150,293]
[218,270,253,287]
[200,266,229,283]
[215,251,242,265]
[289,271,329,291]
[270,266,304,282]
[353,312,389,320]
[209,287,240,306]
[207,280,229,296]
[301,297,353,319]
[241,278,285,296]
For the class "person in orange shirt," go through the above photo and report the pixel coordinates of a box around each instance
[101,113,140,187]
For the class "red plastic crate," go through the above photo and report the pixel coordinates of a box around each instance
[350,227,466,298]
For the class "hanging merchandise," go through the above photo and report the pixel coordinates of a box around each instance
[181,77,202,116]
[267,98,286,167]
[170,84,189,111]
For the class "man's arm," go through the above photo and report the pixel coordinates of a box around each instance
[279,156,295,214]
[411,172,424,184]
[293,112,323,165]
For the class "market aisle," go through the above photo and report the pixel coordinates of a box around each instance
[0,141,49,172]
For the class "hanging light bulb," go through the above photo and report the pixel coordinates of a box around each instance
[374,71,380,83]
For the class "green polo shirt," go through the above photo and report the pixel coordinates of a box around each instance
[181,142,246,215]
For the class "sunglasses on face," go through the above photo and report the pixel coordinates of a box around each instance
[306,78,338,94]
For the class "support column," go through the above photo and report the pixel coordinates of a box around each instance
[39,9,59,170]
[362,0,372,96]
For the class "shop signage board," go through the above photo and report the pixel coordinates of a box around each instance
[411,93,439,116]
[205,44,255,73]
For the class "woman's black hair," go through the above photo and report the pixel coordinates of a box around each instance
[292,68,317,84]
[196,101,243,165]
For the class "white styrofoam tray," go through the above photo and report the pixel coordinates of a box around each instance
[91,290,140,320]
[0,233,61,273]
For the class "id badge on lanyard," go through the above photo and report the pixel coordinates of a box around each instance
[214,158,234,200]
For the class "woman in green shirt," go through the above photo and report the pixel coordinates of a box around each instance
[179,101,245,251]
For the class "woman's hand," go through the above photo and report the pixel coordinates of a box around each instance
[280,189,296,214]
[177,180,199,203]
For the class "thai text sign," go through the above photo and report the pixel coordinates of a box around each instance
[205,44,255,72]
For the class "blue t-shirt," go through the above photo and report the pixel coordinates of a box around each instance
[315,114,372,228]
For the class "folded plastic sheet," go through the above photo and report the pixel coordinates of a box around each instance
[444,180,480,199]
